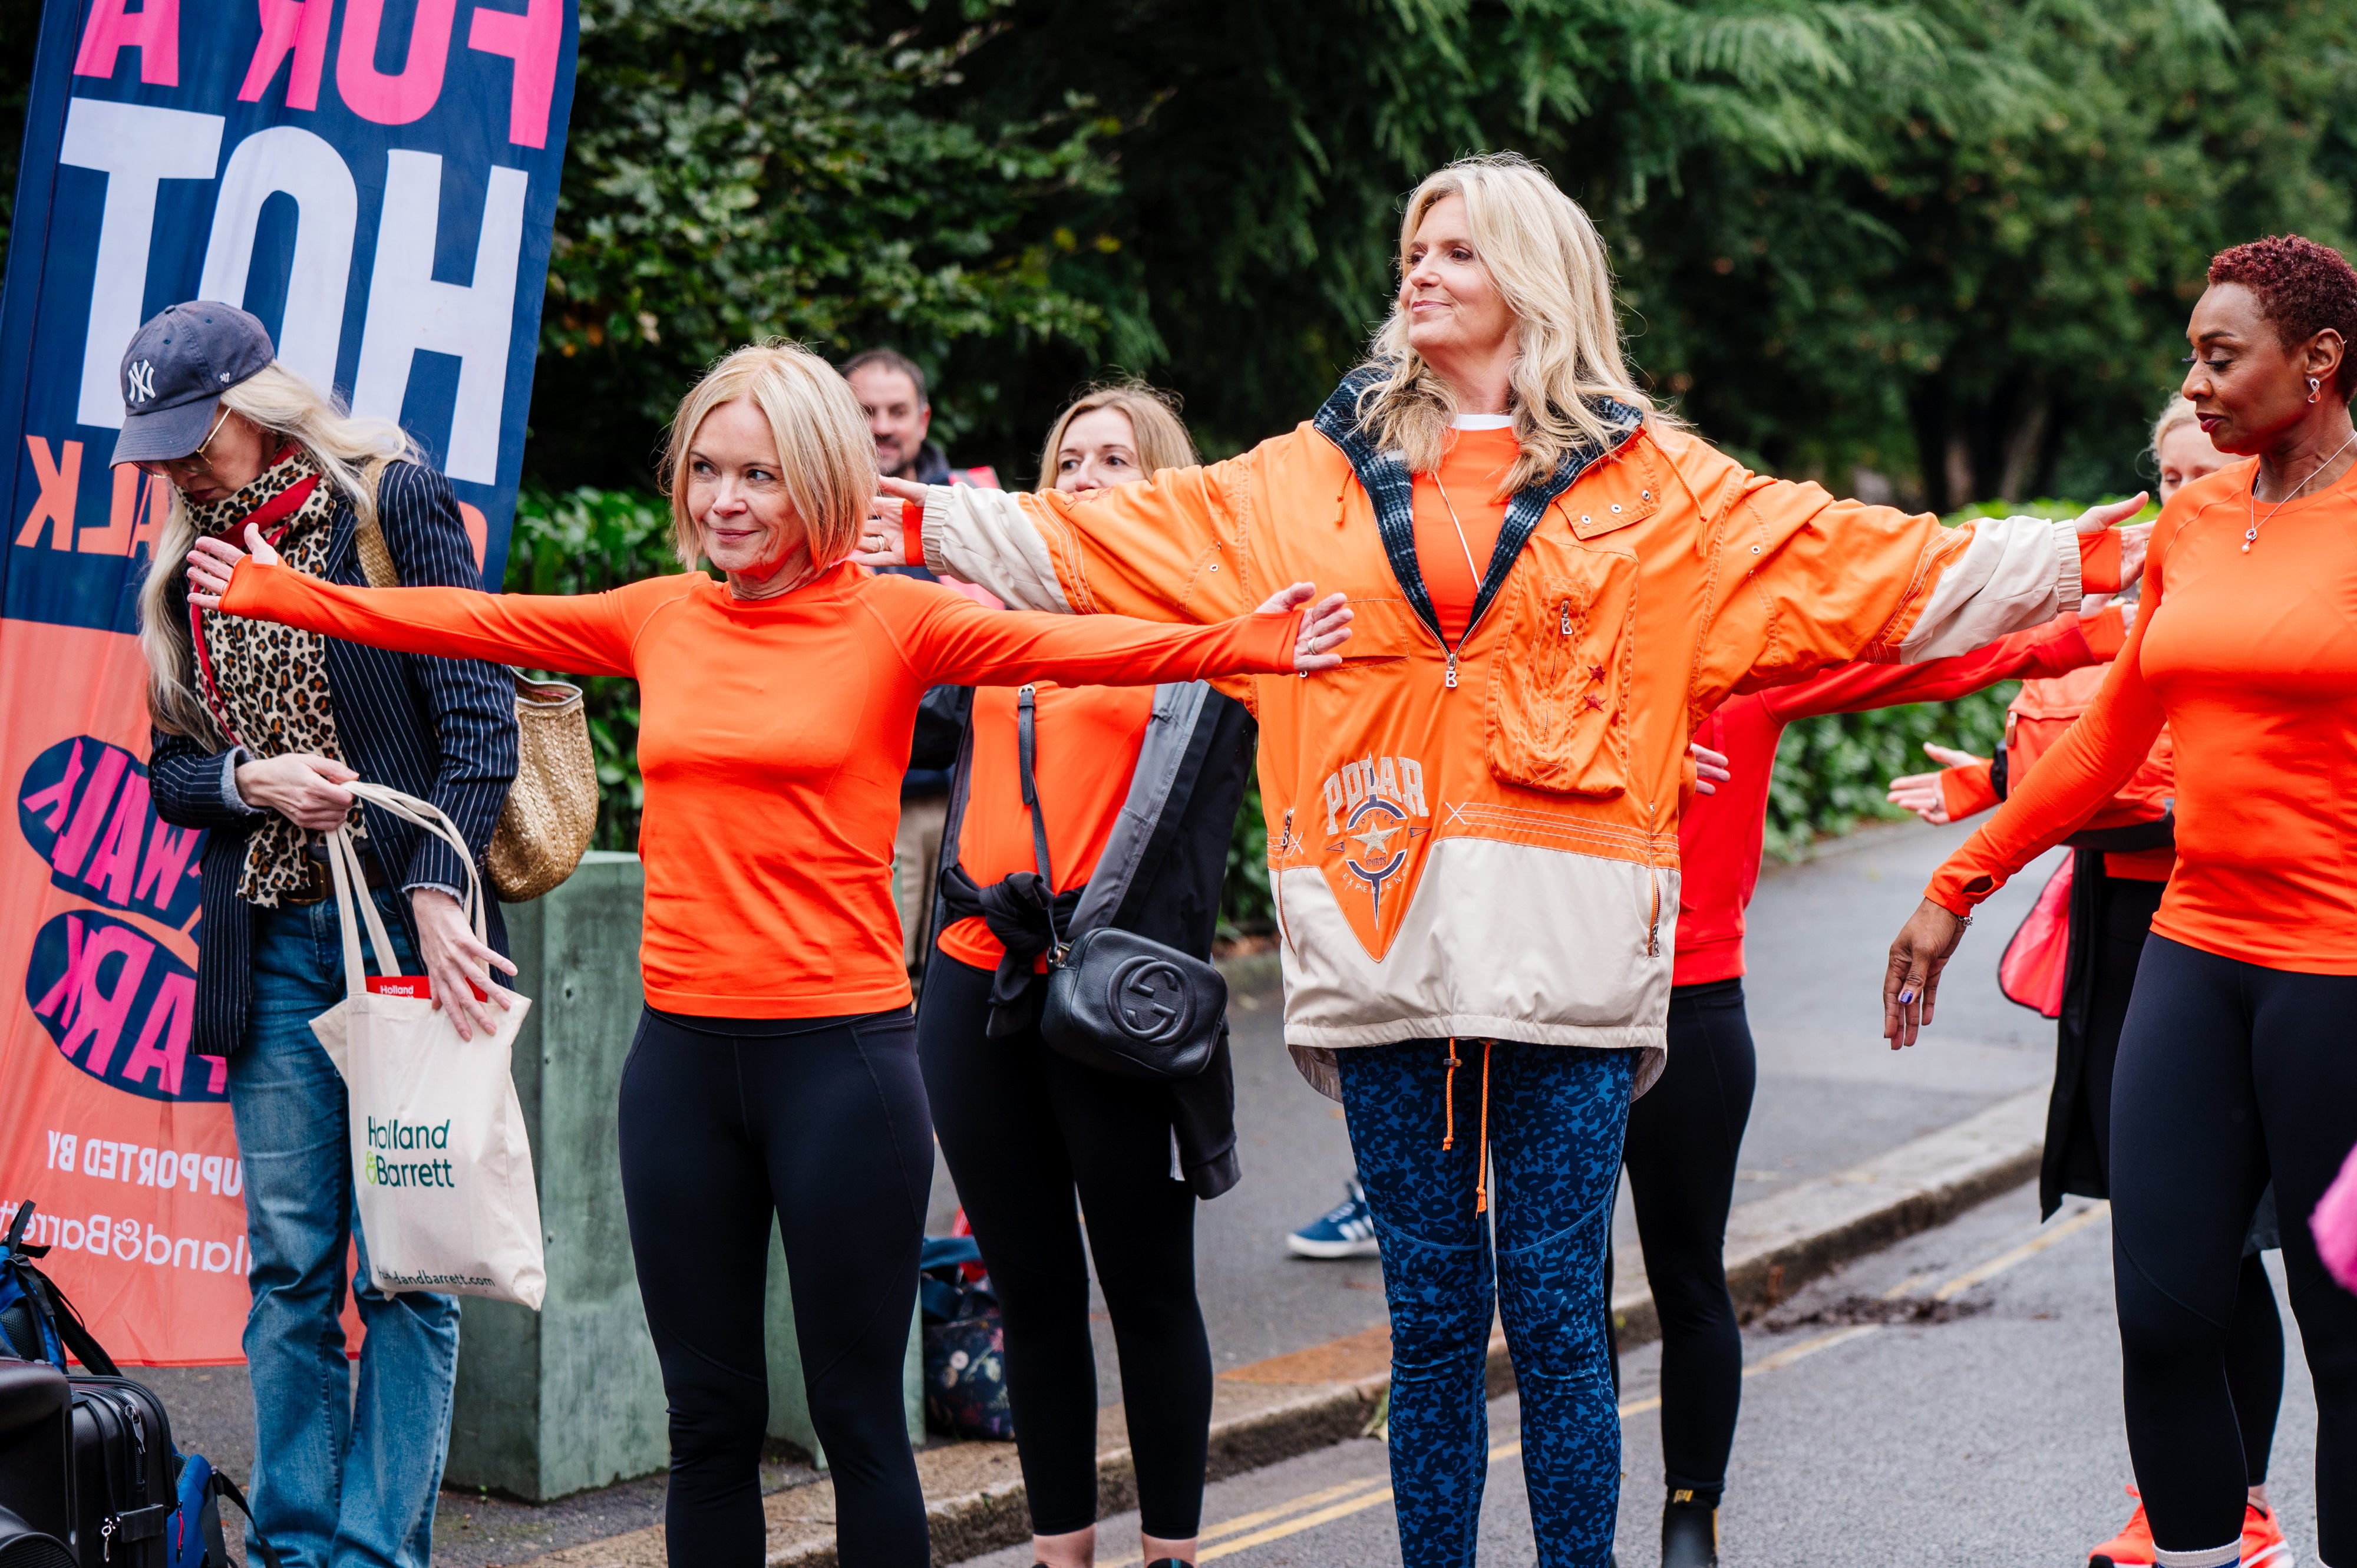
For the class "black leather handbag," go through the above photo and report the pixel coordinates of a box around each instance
[1016,686,1227,1081]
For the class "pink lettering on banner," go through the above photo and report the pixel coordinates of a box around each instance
[26,912,220,1104]
[72,0,180,85]
[240,0,335,110]
[467,0,561,148]
[336,0,459,126]
[19,738,206,929]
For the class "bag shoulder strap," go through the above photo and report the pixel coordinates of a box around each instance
[29,1265,119,1376]
[1067,682,1209,938]
[1015,687,1063,959]
[210,1472,284,1568]
[353,514,401,590]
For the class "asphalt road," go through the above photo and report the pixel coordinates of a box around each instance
[959,1180,2323,1567]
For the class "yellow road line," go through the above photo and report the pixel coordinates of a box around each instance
[1930,1202,2108,1302]
[1176,1208,2110,1563]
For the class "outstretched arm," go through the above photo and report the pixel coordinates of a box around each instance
[190,527,638,678]
[1880,589,2167,1047]
[884,577,1348,689]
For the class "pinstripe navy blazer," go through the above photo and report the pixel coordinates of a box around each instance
[150,460,520,1058]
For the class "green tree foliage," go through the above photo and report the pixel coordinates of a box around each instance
[526,0,1126,485]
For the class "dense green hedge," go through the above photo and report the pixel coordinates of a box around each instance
[510,494,2124,927]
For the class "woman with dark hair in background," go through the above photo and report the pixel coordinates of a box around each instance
[916,382,1241,1568]
[1886,235,2357,1568]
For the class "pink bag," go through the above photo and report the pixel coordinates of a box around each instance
[1998,857,2075,1020]
[2313,1140,2357,1293]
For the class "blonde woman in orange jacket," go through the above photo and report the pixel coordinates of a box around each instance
[860,152,2135,1567]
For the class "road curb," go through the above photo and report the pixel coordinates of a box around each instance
[530,1086,2049,1567]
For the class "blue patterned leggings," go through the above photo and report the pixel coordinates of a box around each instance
[1336,1039,1637,1568]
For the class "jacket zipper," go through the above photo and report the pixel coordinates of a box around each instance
[1644,799,1662,957]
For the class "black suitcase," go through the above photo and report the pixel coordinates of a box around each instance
[0,1356,75,1567]
[67,1377,173,1567]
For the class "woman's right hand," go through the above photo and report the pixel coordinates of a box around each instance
[854,477,932,567]
[1886,742,1985,825]
[235,752,358,830]
[186,523,282,609]
[1884,896,1970,1049]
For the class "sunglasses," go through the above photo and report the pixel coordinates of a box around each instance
[135,408,232,481]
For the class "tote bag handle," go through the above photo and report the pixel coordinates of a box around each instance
[321,781,491,1001]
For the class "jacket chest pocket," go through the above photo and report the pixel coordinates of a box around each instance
[1483,547,1638,797]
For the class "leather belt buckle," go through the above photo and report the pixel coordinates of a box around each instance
[279,857,332,906]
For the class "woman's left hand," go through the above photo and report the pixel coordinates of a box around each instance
[1689,742,1730,797]
[185,524,282,608]
[409,887,519,1042]
[854,477,930,567]
[1259,583,1354,671]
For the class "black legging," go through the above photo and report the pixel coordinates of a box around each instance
[618,1007,933,1566]
[916,952,1211,1540]
[2076,874,2283,1491]
[2111,936,2357,1559]
[1615,978,1757,1505]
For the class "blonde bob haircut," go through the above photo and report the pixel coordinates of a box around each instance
[659,341,877,570]
[1356,151,1661,497]
[1038,381,1199,485]
[140,363,416,741]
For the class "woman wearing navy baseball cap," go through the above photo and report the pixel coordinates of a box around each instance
[126,300,519,1568]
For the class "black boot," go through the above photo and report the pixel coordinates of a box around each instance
[1660,1493,1718,1567]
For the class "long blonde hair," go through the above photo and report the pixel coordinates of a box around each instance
[139,364,416,740]
[1038,381,1199,483]
[659,341,876,570]
[1355,153,1660,496]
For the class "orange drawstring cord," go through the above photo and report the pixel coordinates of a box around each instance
[1475,1039,1493,1214]
[1442,1038,1460,1150]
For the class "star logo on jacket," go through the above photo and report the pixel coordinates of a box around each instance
[1321,752,1431,923]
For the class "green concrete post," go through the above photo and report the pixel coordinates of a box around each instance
[443,853,923,1501]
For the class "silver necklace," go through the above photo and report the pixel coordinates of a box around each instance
[2245,426,2357,553]
[1429,473,1483,585]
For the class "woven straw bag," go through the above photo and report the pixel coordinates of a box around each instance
[356,517,598,902]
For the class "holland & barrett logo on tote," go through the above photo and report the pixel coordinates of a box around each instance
[362,1117,455,1190]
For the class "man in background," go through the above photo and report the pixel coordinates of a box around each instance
[842,348,998,976]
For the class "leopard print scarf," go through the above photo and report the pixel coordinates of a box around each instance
[186,446,364,906]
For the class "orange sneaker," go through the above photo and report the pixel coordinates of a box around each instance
[2243,1498,2293,1568]
[2088,1486,2154,1567]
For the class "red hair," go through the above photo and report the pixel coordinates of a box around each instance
[2207,235,2357,398]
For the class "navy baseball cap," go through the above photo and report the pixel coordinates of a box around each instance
[111,302,276,466]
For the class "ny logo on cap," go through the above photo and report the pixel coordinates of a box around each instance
[126,361,156,404]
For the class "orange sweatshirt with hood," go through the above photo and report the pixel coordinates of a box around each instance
[903,373,2119,1096]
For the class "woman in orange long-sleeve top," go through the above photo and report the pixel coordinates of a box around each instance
[183,343,1352,1568]
[1884,236,2357,1568]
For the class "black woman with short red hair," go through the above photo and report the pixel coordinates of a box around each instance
[1885,233,2357,1568]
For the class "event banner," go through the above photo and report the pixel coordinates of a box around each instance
[0,0,577,1362]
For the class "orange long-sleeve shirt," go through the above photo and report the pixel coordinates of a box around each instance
[1929,460,2357,972]
[219,557,1302,1015]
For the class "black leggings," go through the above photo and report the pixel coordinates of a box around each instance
[2077,876,2283,1494]
[618,1007,933,1566]
[1616,978,1758,1504]
[916,953,1211,1539]
[2111,936,2357,1557]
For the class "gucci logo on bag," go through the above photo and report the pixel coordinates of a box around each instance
[1110,956,1192,1043]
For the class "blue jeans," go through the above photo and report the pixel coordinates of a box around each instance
[225,890,460,1568]
[1336,1039,1637,1568]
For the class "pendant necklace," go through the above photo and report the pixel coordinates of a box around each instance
[2245,426,2357,553]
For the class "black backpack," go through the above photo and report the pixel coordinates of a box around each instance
[0,1202,279,1568]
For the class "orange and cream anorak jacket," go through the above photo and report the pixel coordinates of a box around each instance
[909,375,2105,1097]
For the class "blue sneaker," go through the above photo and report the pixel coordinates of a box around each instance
[1288,1177,1379,1259]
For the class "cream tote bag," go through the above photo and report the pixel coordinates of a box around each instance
[309,781,546,1309]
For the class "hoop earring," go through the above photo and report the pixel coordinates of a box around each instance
[2310,377,2322,404]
